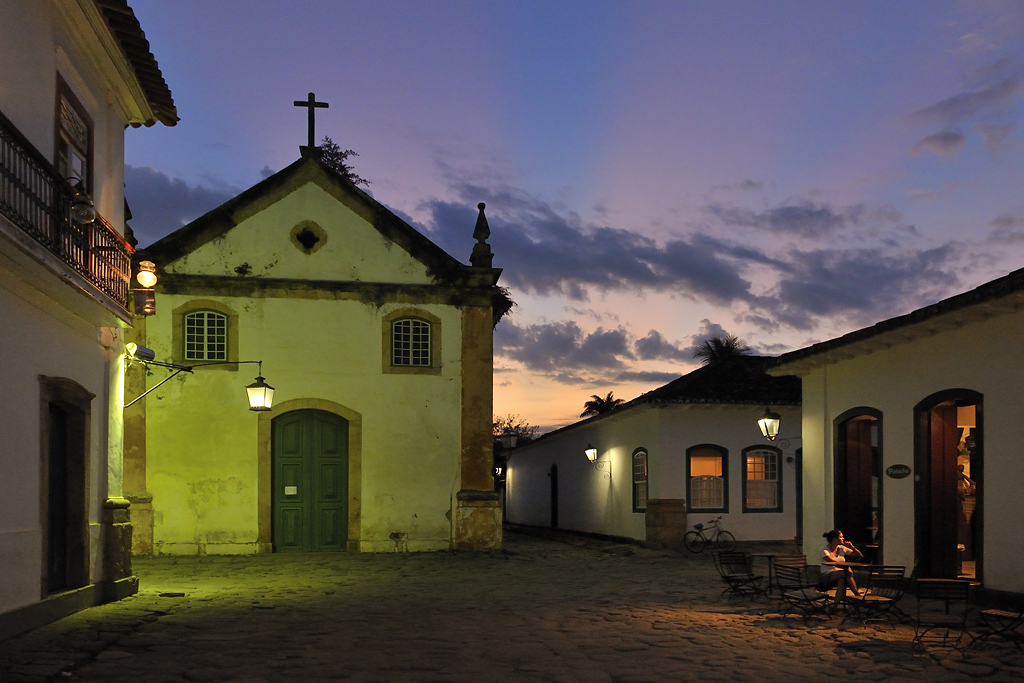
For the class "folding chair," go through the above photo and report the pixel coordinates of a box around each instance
[772,554,808,595]
[913,578,972,651]
[713,550,766,600]
[842,565,908,628]
[774,562,830,621]
[971,609,1024,650]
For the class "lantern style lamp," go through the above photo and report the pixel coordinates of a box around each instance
[758,408,782,442]
[136,260,158,288]
[68,180,96,224]
[499,429,518,450]
[245,364,275,411]
[585,445,598,462]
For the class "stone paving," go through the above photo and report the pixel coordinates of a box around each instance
[2,529,1023,682]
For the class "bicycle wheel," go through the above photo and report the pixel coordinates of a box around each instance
[683,531,706,553]
[715,530,737,551]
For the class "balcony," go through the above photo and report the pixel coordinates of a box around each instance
[0,111,131,316]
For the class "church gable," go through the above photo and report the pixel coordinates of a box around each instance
[141,155,474,287]
[168,181,435,284]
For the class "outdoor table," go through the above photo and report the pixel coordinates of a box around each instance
[749,551,781,593]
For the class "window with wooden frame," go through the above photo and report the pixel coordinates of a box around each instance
[743,445,782,512]
[686,444,728,512]
[632,448,648,512]
[184,310,228,361]
[55,77,92,190]
[382,309,441,375]
[172,300,239,367]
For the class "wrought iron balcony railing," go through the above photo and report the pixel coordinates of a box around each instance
[0,110,131,314]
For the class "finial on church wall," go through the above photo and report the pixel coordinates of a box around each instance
[470,202,493,268]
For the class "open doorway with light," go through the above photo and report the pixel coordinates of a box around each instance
[834,409,882,561]
[914,391,982,581]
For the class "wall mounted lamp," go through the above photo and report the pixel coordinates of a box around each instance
[136,260,158,287]
[584,444,611,479]
[133,260,158,315]
[758,408,782,441]
[67,179,96,224]
[499,430,519,450]
[124,342,274,411]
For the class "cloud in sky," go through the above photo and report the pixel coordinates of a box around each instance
[913,73,1022,125]
[913,130,967,157]
[759,245,960,330]
[125,165,235,247]
[988,214,1024,244]
[705,201,862,237]
[423,194,758,304]
[911,58,1024,155]
[496,320,633,374]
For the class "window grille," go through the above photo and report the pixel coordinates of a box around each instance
[392,318,431,366]
[184,311,228,361]
[691,475,724,509]
[633,449,648,511]
[745,449,780,510]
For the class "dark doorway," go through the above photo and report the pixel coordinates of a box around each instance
[43,391,88,595]
[549,464,558,528]
[794,448,803,547]
[915,391,982,580]
[47,404,70,592]
[272,410,348,551]
[835,409,882,558]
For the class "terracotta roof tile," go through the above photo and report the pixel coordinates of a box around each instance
[94,0,177,126]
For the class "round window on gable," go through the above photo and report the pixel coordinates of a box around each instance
[289,221,328,254]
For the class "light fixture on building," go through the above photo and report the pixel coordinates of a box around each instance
[245,364,275,411]
[133,260,158,315]
[758,408,781,441]
[68,180,96,224]
[584,445,610,479]
[136,260,158,287]
[124,346,274,412]
[499,430,519,450]
[125,342,156,362]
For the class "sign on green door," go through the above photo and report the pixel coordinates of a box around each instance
[273,410,348,551]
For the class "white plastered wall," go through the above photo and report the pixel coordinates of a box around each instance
[506,403,801,544]
[796,308,1024,594]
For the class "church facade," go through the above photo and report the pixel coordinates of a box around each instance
[125,151,510,554]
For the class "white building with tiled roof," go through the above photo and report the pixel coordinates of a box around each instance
[506,357,802,547]
[769,265,1024,601]
[1,0,175,638]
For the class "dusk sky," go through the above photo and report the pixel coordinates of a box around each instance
[124,1,1024,432]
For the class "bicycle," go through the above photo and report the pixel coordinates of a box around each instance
[683,515,736,553]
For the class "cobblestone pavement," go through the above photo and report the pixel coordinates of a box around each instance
[2,530,1023,682]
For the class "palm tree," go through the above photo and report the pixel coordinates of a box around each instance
[693,334,752,365]
[580,391,624,417]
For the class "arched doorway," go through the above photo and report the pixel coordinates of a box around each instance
[914,390,982,580]
[834,408,882,559]
[272,409,348,552]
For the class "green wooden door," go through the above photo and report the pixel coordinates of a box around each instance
[273,410,348,551]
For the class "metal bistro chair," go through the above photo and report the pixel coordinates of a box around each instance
[771,554,808,594]
[843,565,909,629]
[971,608,1024,651]
[913,578,972,651]
[713,550,766,600]
[774,562,830,621]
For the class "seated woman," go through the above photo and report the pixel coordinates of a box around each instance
[818,529,864,603]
